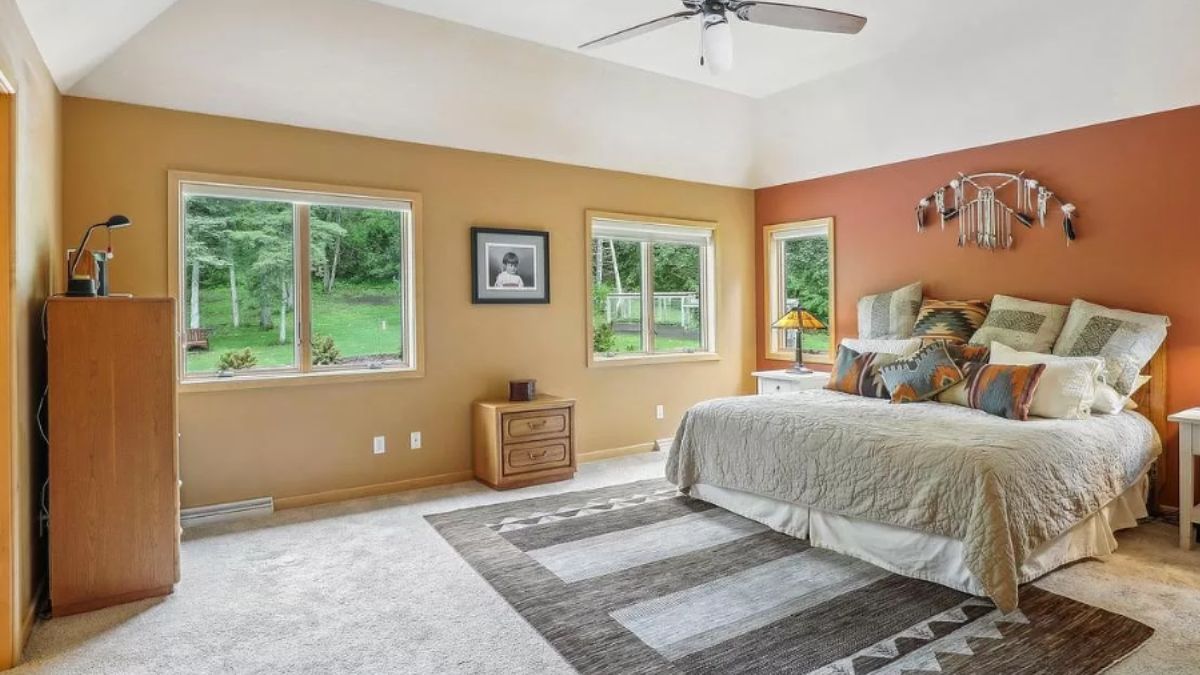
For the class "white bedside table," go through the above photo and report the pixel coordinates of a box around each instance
[752,370,830,395]
[1169,408,1200,549]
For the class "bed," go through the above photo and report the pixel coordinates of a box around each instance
[665,349,1167,612]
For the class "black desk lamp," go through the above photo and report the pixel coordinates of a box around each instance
[67,215,132,297]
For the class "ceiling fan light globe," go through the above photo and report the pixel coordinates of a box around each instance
[702,18,733,75]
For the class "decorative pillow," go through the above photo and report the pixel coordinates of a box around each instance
[879,342,964,404]
[1052,299,1169,396]
[988,342,1102,420]
[856,282,922,339]
[825,346,899,399]
[840,337,922,357]
[936,343,992,406]
[1095,375,1153,415]
[1122,376,1153,412]
[965,364,1047,420]
[944,343,991,365]
[912,299,990,345]
[969,295,1068,353]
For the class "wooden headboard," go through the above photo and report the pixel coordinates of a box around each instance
[1131,345,1168,442]
[1131,345,1168,512]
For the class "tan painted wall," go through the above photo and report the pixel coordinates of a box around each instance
[61,97,755,509]
[0,0,62,661]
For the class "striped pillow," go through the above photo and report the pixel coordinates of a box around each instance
[912,299,990,345]
[878,342,964,404]
[856,282,923,339]
[825,346,898,399]
[965,363,1047,421]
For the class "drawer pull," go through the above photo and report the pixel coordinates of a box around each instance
[528,420,548,430]
[530,450,548,459]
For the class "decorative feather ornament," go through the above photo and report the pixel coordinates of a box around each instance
[915,172,1077,249]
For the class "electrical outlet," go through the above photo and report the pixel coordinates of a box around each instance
[655,404,665,420]
[373,436,386,455]
[410,431,422,450]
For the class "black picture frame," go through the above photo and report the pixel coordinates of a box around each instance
[470,227,551,304]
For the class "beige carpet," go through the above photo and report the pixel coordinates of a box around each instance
[17,453,1200,674]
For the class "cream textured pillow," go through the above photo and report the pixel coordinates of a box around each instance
[1095,375,1153,415]
[969,294,1068,353]
[1052,299,1169,396]
[856,282,922,339]
[840,337,923,357]
[989,342,1101,420]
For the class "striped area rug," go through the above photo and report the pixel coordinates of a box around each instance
[427,479,1153,674]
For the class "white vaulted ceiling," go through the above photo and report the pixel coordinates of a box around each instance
[370,0,939,99]
[14,0,178,90]
[15,0,1200,188]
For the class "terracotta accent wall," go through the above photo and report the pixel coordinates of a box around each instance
[62,97,755,510]
[756,105,1200,508]
[1,0,62,661]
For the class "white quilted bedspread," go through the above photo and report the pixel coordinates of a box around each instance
[665,389,1160,611]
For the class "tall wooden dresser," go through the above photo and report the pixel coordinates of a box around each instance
[47,297,180,616]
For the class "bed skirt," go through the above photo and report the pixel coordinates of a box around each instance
[688,472,1148,599]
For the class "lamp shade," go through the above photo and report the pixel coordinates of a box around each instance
[772,307,826,331]
[104,214,132,229]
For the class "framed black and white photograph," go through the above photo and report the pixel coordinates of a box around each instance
[471,227,550,304]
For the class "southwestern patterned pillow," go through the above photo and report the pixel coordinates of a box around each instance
[965,363,1047,421]
[969,294,1068,353]
[1052,299,1169,396]
[911,299,990,345]
[943,342,991,365]
[878,342,964,404]
[825,346,899,399]
[856,282,922,339]
[936,343,992,406]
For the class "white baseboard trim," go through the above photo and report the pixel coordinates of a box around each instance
[181,497,274,528]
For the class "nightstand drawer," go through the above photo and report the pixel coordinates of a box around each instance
[503,408,570,442]
[759,379,813,395]
[504,439,571,475]
[755,373,829,395]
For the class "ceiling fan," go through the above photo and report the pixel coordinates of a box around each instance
[579,1,867,75]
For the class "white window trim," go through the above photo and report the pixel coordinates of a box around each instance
[586,211,719,368]
[167,171,424,390]
[763,217,836,365]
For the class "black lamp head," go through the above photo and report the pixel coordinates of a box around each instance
[104,214,132,229]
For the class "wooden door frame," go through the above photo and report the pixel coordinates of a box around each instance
[0,72,17,669]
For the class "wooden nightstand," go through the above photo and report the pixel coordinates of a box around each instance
[473,395,576,490]
[752,370,830,395]
[1168,408,1200,549]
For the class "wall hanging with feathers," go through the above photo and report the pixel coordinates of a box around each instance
[915,172,1077,250]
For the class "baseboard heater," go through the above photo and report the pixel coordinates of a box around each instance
[655,437,675,452]
[180,497,274,527]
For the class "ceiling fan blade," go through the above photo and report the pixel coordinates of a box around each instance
[579,10,702,50]
[731,2,866,34]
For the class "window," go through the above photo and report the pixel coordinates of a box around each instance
[171,174,420,383]
[764,218,835,364]
[587,212,716,365]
